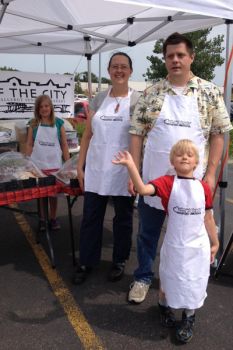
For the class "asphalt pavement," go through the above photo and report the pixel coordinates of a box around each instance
[0,165,233,350]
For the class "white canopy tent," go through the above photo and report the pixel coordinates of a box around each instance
[0,0,232,92]
[0,0,230,54]
[0,0,232,255]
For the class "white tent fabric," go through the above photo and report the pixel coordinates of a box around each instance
[0,0,230,56]
[108,1,233,21]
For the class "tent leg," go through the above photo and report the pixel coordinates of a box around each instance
[98,52,102,93]
[86,54,92,99]
[218,22,233,257]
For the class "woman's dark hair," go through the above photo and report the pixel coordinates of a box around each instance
[163,32,194,57]
[108,52,133,70]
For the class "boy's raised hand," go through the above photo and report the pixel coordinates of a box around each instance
[112,150,133,166]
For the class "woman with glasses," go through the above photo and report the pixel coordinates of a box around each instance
[73,52,140,285]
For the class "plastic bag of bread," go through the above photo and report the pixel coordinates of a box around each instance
[54,154,78,185]
[0,151,44,183]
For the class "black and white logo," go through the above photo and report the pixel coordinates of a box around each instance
[173,206,201,215]
[164,119,191,128]
[39,141,55,147]
[100,115,123,122]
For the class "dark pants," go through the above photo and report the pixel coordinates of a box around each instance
[79,191,134,267]
[134,196,166,284]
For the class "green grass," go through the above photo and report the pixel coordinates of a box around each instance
[76,123,86,143]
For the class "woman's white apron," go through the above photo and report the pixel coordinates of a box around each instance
[85,89,132,196]
[31,124,62,170]
[143,94,206,209]
[159,176,210,309]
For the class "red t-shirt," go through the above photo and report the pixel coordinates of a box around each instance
[149,175,213,213]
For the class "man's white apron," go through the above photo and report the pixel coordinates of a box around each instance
[159,176,210,309]
[143,94,206,209]
[85,89,132,196]
[31,124,62,170]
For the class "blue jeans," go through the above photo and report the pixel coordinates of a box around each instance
[134,196,166,284]
[79,192,134,267]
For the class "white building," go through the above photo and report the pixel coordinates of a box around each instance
[80,81,152,94]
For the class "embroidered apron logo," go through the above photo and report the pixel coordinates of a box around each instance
[173,206,201,215]
[164,119,191,127]
[100,115,123,122]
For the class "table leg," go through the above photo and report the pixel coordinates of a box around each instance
[36,199,41,244]
[66,195,77,266]
[42,196,56,267]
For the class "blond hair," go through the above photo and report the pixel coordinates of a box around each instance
[30,95,55,128]
[170,139,199,165]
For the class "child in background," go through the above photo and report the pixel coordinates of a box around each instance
[113,139,219,344]
[26,95,70,230]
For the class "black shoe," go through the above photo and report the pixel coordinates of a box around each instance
[72,265,92,285]
[108,263,125,282]
[176,311,195,343]
[158,303,176,328]
[39,219,46,232]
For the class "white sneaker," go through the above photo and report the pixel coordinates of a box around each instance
[128,281,150,304]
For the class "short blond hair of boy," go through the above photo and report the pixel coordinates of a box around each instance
[170,139,199,165]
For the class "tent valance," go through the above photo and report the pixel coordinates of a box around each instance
[0,0,230,56]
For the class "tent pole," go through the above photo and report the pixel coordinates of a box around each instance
[98,52,102,93]
[86,54,92,99]
[43,54,46,73]
[84,35,92,99]
[218,22,233,257]
[0,0,14,24]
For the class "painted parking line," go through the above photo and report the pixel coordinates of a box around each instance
[13,207,104,350]
[215,194,233,205]
[226,197,233,204]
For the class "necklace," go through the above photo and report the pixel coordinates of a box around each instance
[112,93,121,113]
[111,88,129,113]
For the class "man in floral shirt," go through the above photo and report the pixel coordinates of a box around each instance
[127,32,232,304]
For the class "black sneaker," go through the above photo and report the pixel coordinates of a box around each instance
[72,265,92,285]
[158,303,176,328]
[39,219,46,232]
[176,311,195,343]
[108,262,125,282]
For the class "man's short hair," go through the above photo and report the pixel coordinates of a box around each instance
[163,32,194,57]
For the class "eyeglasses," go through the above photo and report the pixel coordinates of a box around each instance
[110,64,131,71]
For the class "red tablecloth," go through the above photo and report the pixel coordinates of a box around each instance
[0,185,60,206]
[58,185,83,196]
[0,180,83,206]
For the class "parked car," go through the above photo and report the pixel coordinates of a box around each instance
[74,100,89,124]
[74,94,88,101]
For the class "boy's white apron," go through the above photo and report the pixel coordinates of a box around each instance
[159,176,210,309]
[31,124,62,170]
[143,94,206,210]
[85,89,132,196]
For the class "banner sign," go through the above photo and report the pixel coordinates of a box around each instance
[0,71,74,119]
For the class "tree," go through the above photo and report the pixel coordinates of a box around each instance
[74,82,84,94]
[101,77,111,84]
[144,28,224,82]
[0,66,18,71]
[79,71,99,83]
[78,71,111,84]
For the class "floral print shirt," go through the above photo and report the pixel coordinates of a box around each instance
[129,74,232,169]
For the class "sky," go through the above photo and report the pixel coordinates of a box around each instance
[0,25,230,87]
